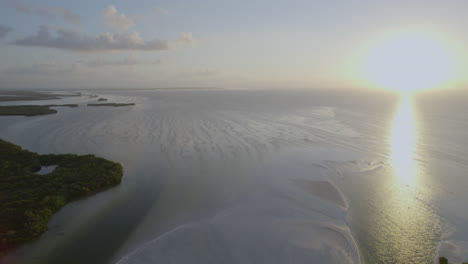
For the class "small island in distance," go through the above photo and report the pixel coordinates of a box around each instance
[87,103,136,107]
[0,91,79,102]
[0,105,78,116]
[0,91,135,116]
[0,139,123,255]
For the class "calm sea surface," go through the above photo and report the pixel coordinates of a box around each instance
[0,88,467,264]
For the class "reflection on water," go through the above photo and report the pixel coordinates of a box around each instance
[370,93,442,263]
[391,94,418,186]
[347,93,443,264]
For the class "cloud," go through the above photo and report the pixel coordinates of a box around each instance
[131,7,172,21]
[35,7,80,25]
[194,69,220,77]
[6,0,30,13]
[0,25,12,38]
[3,63,74,75]
[156,8,171,16]
[79,57,162,67]
[176,32,194,44]
[178,69,222,78]
[12,25,194,52]
[102,5,134,32]
[6,0,80,25]
[2,57,162,75]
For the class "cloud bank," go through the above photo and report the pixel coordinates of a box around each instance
[79,57,162,67]
[0,25,12,38]
[3,57,162,76]
[3,63,74,75]
[102,5,134,32]
[6,0,80,25]
[12,25,194,52]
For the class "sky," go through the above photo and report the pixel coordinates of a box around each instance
[0,0,467,90]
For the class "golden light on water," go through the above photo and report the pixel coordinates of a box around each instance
[364,94,442,264]
[371,93,444,264]
[390,94,418,186]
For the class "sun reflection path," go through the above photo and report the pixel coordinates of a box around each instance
[391,93,418,186]
[364,92,443,264]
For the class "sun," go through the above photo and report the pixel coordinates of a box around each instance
[361,31,457,92]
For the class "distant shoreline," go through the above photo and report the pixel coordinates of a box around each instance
[0,91,135,116]
[0,91,81,102]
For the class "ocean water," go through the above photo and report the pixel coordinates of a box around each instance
[0,88,467,264]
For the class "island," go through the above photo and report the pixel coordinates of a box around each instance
[0,91,135,116]
[0,139,123,255]
[0,105,57,116]
[0,91,60,102]
[0,104,79,116]
[87,103,135,107]
[0,91,81,102]
[0,103,134,116]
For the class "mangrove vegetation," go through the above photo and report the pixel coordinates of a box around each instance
[0,139,123,254]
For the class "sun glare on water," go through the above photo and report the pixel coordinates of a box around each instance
[362,31,458,92]
[391,95,418,185]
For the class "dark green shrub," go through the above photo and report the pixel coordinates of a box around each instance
[439,257,448,264]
